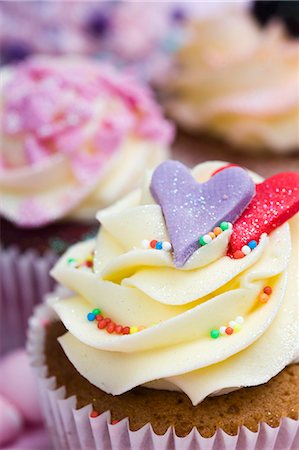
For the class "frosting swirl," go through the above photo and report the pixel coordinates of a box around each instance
[0,57,173,227]
[162,9,299,153]
[50,161,298,405]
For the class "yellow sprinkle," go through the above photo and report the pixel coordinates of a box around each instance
[208,232,215,240]
[86,255,93,262]
[233,323,241,332]
[130,326,139,334]
[138,326,146,331]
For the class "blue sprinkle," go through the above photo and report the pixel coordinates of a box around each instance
[87,312,95,322]
[248,240,257,250]
[156,241,163,250]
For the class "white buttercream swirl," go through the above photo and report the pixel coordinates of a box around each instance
[49,161,299,405]
[162,10,299,153]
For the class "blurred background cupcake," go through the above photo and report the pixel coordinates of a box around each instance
[160,1,299,157]
[0,1,191,82]
[0,55,173,353]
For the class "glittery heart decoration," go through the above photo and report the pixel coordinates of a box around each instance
[228,172,299,256]
[150,161,255,267]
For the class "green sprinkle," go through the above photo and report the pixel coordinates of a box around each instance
[92,308,101,316]
[220,221,229,231]
[210,329,220,339]
[199,236,207,246]
[67,258,76,264]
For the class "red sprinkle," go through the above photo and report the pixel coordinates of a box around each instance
[96,314,103,321]
[98,320,107,329]
[85,260,93,268]
[105,318,111,324]
[90,410,100,418]
[233,250,245,259]
[115,325,123,334]
[225,327,234,335]
[107,322,116,334]
[111,420,119,425]
[150,240,158,249]
[122,326,130,335]
[263,286,272,295]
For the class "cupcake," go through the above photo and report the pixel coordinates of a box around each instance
[0,56,173,353]
[160,2,299,153]
[28,160,299,449]
[0,1,191,82]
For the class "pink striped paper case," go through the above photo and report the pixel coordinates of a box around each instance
[1,247,57,354]
[27,304,299,450]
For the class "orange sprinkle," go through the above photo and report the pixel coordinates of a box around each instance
[213,227,222,236]
[225,327,233,335]
[259,293,270,303]
[233,250,245,259]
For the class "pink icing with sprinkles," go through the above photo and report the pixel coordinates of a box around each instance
[1,57,173,227]
[2,57,173,173]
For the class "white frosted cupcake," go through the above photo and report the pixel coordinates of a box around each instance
[28,160,299,449]
[161,6,299,153]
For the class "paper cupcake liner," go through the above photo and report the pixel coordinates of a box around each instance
[27,303,299,450]
[0,246,57,354]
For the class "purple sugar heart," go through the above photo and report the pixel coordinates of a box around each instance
[150,161,255,267]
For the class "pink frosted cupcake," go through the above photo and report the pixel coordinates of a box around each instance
[0,56,173,352]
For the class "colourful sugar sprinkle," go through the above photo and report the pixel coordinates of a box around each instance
[199,222,232,247]
[210,329,220,339]
[86,309,147,336]
[67,252,94,270]
[210,316,244,339]
[142,239,172,252]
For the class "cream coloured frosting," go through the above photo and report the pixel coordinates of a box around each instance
[0,57,173,227]
[49,161,299,405]
[162,9,299,153]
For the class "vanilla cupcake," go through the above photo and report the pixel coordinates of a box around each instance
[162,5,299,153]
[28,161,299,449]
[0,56,173,353]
